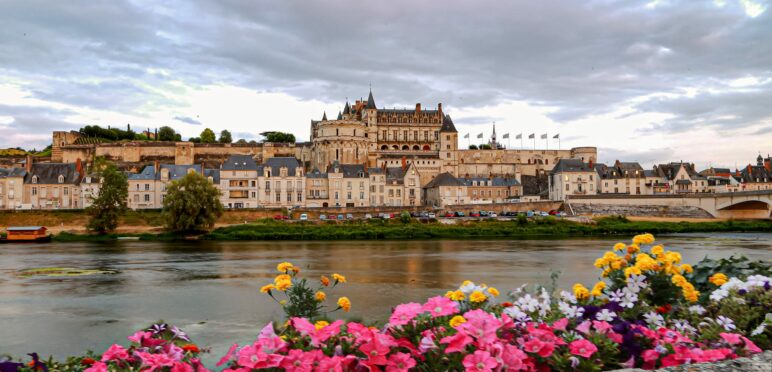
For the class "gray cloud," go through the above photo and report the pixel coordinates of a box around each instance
[174,116,202,125]
[0,0,770,153]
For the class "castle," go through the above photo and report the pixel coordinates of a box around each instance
[52,90,597,188]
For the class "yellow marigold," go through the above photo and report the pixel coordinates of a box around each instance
[315,291,326,302]
[469,291,488,303]
[633,233,655,245]
[274,274,291,285]
[487,287,500,297]
[651,245,664,256]
[337,297,351,312]
[611,260,623,270]
[665,251,682,264]
[277,262,294,273]
[461,280,473,287]
[591,281,606,297]
[594,258,606,268]
[450,290,466,301]
[613,242,627,251]
[624,266,642,277]
[627,245,640,254]
[279,300,287,305]
[332,273,347,283]
[449,315,467,327]
[681,264,693,274]
[275,279,292,291]
[320,275,330,286]
[709,273,728,286]
[444,290,455,298]
[671,274,687,287]
[573,283,590,301]
[260,284,275,293]
[602,268,611,277]
[314,320,329,330]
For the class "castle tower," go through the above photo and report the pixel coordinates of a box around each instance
[440,113,459,175]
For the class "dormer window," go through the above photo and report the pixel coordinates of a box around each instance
[187,168,195,174]
[85,177,91,183]
[32,175,38,184]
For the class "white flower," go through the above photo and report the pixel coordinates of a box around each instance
[627,274,648,292]
[751,323,766,336]
[709,288,729,302]
[459,282,477,294]
[674,320,696,335]
[609,289,625,303]
[716,316,736,331]
[560,290,577,304]
[596,309,616,322]
[503,306,530,323]
[620,289,638,309]
[559,301,584,319]
[688,305,706,315]
[516,294,540,312]
[644,311,664,328]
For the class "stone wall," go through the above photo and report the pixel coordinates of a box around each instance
[445,201,563,214]
[571,203,714,218]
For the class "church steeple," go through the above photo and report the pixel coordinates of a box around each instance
[336,111,342,120]
[343,100,351,115]
[322,111,327,121]
[366,89,376,109]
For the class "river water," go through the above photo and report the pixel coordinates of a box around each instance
[0,234,770,363]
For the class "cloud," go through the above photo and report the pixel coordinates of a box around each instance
[174,116,201,125]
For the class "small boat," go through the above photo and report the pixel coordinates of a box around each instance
[1,226,53,242]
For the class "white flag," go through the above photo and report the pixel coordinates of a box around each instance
[553,134,560,139]
[515,133,522,139]
[463,133,470,139]
[528,133,535,139]
[477,133,483,139]
[502,133,509,139]
[540,133,547,139]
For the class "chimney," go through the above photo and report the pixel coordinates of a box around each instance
[25,154,32,173]
[415,103,421,113]
[201,161,206,175]
[438,103,443,116]
[75,158,83,177]
[401,156,407,171]
[765,158,771,173]
[154,160,160,174]
[588,159,594,169]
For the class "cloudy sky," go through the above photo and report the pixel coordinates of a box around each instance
[0,0,770,169]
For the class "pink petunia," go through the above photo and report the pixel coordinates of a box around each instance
[568,339,598,359]
[100,344,129,362]
[317,356,344,372]
[280,349,315,372]
[552,318,569,331]
[84,361,108,372]
[136,351,176,372]
[641,349,660,363]
[170,362,194,372]
[422,296,459,317]
[592,320,613,334]
[359,336,391,365]
[575,320,592,335]
[742,337,762,354]
[386,352,416,372]
[128,330,153,344]
[498,344,526,370]
[720,332,742,345]
[463,350,499,372]
[459,309,501,348]
[345,322,374,344]
[389,303,424,326]
[440,332,473,353]
[216,343,240,367]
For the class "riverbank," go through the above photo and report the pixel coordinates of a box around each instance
[48,217,772,242]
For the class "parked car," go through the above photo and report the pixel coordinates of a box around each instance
[328,214,337,220]
[470,212,481,217]
[383,214,391,219]
[445,212,455,217]
[455,211,466,217]
[539,211,550,217]
[419,211,429,218]
[273,215,289,220]
[299,213,308,221]
[365,214,373,219]
[558,212,568,217]
[428,213,436,218]
[346,213,354,220]
[479,211,489,217]
[489,212,498,218]
[319,214,327,220]
[526,211,535,218]
[337,214,345,220]
[548,210,558,216]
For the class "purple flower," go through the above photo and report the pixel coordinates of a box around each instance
[149,323,167,335]
[738,289,748,295]
[581,305,600,321]
[764,281,770,290]
[171,326,190,342]
[602,301,624,313]
[0,360,24,372]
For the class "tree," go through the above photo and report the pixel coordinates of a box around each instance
[235,139,248,144]
[188,137,201,143]
[219,130,233,143]
[200,128,216,143]
[260,131,296,143]
[480,144,492,150]
[158,126,178,141]
[162,172,223,233]
[469,144,478,150]
[86,164,128,233]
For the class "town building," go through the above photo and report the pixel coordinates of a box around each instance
[220,155,259,209]
[736,155,772,191]
[257,157,305,208]
[23,159,85,209]
[459,176,522,203]
[129,163,216,209]
[548,159,597,200]
[423,172,470,207]
[0,168,26,209]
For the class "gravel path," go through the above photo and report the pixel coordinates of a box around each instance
[612,350,772,372]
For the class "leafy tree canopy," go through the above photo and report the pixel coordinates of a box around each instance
[80,125,136,141]
[86,164,128,233]
[162,172,223,233]
[200,128,216,143]
[158,126,179,142]
[219,130,233,144]
[260,131,296,143]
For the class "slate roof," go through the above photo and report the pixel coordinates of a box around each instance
[653,162,706,181]
[128,164,216,182]
[25,163,81,184]
[258,157,302,176]
[459,177,521,187]
[424,172,465,188]
[441,114,457,133]
[0,168,27,178]
[204,169,220,184]
[222,155,259,171]
[739,165,772,183]
[326,162,367,178]
[307,168,328,179]
[366,90,376,109]
[128,165,156,180]
[550,159,594,174]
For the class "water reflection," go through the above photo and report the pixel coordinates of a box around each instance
[0,233,770,364]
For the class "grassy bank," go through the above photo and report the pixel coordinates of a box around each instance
[47,217,772,242]
[201,217,772,241]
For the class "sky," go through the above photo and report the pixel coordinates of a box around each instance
[0,0,770,169]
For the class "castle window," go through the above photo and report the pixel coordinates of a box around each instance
[58,175,64,183]
[32,175,38,184]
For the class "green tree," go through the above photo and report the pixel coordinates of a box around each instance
[260,131,296,143]
[235,139,248,144]
[86,164,128,233]
[469,144,478,150]
[219,130,233,143]
[158,126,178,141]
[162,172,223,233]
[200,128,216,143]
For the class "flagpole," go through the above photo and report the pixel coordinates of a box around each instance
[546,134,549,150]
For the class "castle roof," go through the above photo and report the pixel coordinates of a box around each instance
[550,159,594,174]
[259,157,302,176]
[25,163,81,184]
[441,114,457,133]
[366,90,376,109]
[222,155,259,171]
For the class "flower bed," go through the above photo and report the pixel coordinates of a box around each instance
[2,234,770,371]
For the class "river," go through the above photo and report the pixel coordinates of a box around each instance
[0,233,770,363]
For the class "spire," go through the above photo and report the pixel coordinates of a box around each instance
[337,111,342,120]
[343,100,351,115]
[366,89,376,109]
[322,111,327,121]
